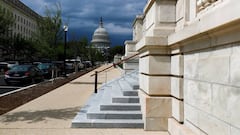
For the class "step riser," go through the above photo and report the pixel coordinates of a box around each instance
[112,98,139,103]
[72,123,144,128]
[87,113,142,119]
[72,70,143,129]
[100,105,141,111]
[123,91,138,96]
[132,85,139,90]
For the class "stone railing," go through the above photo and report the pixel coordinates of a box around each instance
[197,0,218,12]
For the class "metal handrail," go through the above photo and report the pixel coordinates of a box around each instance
[91,52,140,76]
[92,52,140,93]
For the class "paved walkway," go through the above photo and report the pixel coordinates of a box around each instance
[0,65,169,135]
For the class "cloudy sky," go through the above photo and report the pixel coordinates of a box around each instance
[20,0,146,46]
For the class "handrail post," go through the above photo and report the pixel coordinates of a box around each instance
[94,71,98,93]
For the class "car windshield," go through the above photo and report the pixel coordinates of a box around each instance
[11,65,30,71]
[37,64,51,69]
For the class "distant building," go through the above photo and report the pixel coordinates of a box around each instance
[0,0,41,60]
[0,0,41,39]
[91,17,110,55]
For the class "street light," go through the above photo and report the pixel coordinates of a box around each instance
[63,25,68,77]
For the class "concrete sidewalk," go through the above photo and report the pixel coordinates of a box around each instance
[0,65,169,135]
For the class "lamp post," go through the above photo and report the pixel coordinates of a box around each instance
[63,25,68,77]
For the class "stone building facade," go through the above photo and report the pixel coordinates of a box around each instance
[0,0,40,39]
[0,0,41,61]
[124,0,240,134]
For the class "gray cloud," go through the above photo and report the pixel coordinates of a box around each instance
[20,0,146,45]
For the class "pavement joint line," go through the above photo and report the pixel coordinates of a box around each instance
[0,77,64,97]
[0,84,37,97]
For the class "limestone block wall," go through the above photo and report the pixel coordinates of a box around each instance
[168,0,240,133]
[175,0,186,31]
[169,15,240,134]
[143,0,176,37]
[123,41,139,73]
[133,15,144,42]
[126,0,240,133]
[183,43,240,135]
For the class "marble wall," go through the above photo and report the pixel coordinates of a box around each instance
[183,43,240,135]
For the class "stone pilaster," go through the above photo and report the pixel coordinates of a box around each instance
[123,41,139,73]
[137,43,173,131]
[171,49,184,123]
[136,0,177,131]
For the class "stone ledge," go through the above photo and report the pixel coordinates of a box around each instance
[136,36,168,52]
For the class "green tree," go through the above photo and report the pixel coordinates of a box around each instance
[0,6,14,35]
[109,45,125,61]
[36,2,62,60]
[67,37,92,61]
[0,6,15,59]
[8,35,37,60]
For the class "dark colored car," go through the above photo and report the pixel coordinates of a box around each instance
[0,62,8,72]
[37,63,53,79]
[4,65,44,85]
[82,61,92,68]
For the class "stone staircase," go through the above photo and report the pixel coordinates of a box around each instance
[71,70,143,128]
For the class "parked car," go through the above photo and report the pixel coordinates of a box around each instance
[4,65,44,85]
[0,62,8,72]
[65,59,84,72]
[52,61,64,76]
[37,63,54,79]
[6,61,19,69]
[82,61,92,68]
[0,61,19,72]
[65,60,74,73]
[33,62,42,66]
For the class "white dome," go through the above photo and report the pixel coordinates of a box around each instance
[91,18,110,45]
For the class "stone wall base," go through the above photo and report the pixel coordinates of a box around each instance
[168,118,198,135]
[139,90,172,131]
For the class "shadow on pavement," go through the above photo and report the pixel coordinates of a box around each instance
[1,106,81,123]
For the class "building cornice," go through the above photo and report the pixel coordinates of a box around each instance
[144,0,155,15]
[2,0,42,20]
